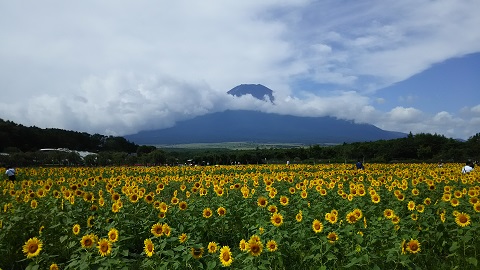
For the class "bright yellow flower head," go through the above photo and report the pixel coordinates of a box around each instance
[271,212,283,227]
[266,240,278,252]
[208,242,218,253]
[23,237,43,258]
[151,223,163,237]
[108,228,119,242]
[219,246,233,267]
[97,238,112,257]
[144,238,154,257]
[406,239,421,254]
[455,212,471,227]
[312,219,323,233]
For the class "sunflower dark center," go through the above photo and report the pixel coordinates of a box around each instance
[29,244,38,253]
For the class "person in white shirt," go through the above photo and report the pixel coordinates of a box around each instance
[5,166,16,181]
[462,162,474,174]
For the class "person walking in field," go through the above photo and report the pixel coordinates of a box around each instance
[5,166,16,182]
[355,160,365,170]
[462,161,474,174]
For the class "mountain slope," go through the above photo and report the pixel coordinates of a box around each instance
[124,110,406,145]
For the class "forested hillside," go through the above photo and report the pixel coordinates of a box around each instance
[0,118,478,166]
[0,119,137,153]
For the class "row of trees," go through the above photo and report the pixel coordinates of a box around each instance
[1,132,479,167]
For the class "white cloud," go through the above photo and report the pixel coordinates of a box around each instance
[387,107,424,123]
[0,0,479,140]
[470,104,480,114]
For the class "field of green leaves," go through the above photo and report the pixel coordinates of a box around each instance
[1,163,479,269]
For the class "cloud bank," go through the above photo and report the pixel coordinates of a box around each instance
[0,0,479,140]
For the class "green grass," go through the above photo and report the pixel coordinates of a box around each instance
[151,142,308,150]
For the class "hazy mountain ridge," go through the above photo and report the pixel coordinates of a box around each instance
[124,110,407,145]
[124,84,406,145]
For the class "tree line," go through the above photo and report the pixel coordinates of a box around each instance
[0,118,478,166]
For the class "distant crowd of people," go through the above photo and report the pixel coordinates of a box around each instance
[2,160,477,182]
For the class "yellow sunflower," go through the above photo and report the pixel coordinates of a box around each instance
[312,219,323,233]
[406,239,421,254]
[371,194,380,204]
[72,224,81,235]
[268,205,278,213]
[407,201,415,211]
[271,212,283,227]
[473,202,480,213]
[208,242,218,253]
[97,238,112,257]
[203,208,213,218]
[179,233,188,243]
[162,223,171,237]
[111,192,120,201]
[266,240,278,252]
[296,211,303,222]
[219,246,233,267]
[217,207,227,216]
[80,234,97,249]
[215,188,224,197]
[144,193,154,204]
[346,212,358,224]
[111,203,120,213]
[159,202,168,213]
[178,201,188,210]
[257,196,268,207]
[108,228,119,242]
[30,200,38,209]
[22,237,43,258]
[450,198,460,207]
[391,215,400,225]
[151,223,163,237]
[144,238,154,257]
[327,232,339,244]
[383,209,395,219]
[239,239,248,252]
[400,239,407,255]
[49,263,59,270]
[191,247,204,259]
[353,208,363,219]
[455,212,471,227]
[87,215,95,228]
[326,213,338,224]
[440,212,446,223]
[279,196,289,206]
[424,197,431,205]
[469,197,479,205]
[247,239,263,256]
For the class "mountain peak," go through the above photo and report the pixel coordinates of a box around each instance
[227,84,275,103]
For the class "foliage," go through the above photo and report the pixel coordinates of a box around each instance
[1,117,479,166]
[1,163,479,269]
[0,118,137,153]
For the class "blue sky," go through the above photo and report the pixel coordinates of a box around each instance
[0,0,479,140]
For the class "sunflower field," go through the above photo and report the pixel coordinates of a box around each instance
[1,163,479,270]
